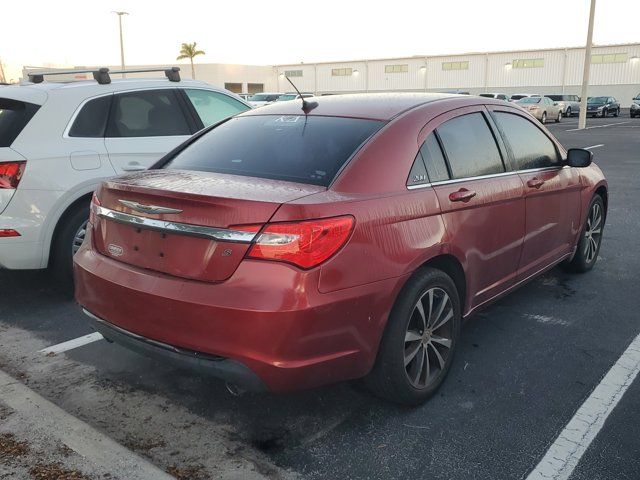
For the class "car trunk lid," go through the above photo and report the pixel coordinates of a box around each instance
[92,169,324,282]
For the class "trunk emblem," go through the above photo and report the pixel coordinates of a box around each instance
[118,200,183,215]
[107,244,124,257]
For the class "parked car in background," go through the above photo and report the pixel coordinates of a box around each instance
[75,93,607,405]
[0,68,250,281]
[248,92,282,107]
[478,93,509,101]
[586,96,620,117]
[546,94,581,117]
[516,96,562,123]
[276,92,314,101]
[629,94,640,118]
[509,93,540,102]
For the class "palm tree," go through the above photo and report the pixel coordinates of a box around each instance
[176,42,205,79]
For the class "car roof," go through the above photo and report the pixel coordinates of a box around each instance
[240,92,463,121]
[2,78,234,105]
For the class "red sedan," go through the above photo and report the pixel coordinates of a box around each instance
[74,93,607,405]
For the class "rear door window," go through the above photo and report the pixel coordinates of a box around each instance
[419,133,450,182]
[69,95,112,137]
[436,113,504,179]
[184,89,249,128]
[163,115,384,187]
[493,112,559,170]
[0,98,40,147]
[106,90,191,137]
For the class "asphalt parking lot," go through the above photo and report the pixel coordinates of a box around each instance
[1,113,639,480]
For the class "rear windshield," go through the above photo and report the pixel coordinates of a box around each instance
[0,98,40,147]
[249,94,278,102]
[518,97,541,104]
[510,95,527,100]
[478,93,495,98]
[546,95,564,101]
[162,115,384,186]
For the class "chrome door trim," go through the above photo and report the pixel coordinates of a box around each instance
[405,165,567,191]
[95,205,257,243]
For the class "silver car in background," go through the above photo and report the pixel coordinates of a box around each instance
[546,94,581,117]
[516,96,562,123]
[478,93,509,101]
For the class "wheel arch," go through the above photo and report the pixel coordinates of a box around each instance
[417,254,467,314]
[46,191,93,267]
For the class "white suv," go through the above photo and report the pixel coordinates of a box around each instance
[0,68,250,280]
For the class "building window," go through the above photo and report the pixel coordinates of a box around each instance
[332,68,353,76]
[385,64,409,73]
[284,70,303,77]
[591,53,628,64]
[512,58,544,69]
[442,61,469,71]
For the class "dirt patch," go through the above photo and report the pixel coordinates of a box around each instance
[166,464,209,480]
[0,432,30,458]
[29,462,92,479]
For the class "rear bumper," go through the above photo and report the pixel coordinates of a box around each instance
[83,308,266,391]
[74,231,406,392]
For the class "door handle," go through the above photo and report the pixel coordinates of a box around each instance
[449,188,477,203]
[527,178,545,189]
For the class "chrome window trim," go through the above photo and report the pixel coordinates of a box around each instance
[405,165,566,190]
[95,205,257,243]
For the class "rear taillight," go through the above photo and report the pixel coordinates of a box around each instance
[0,161,26,189]
[241,216,354,269]
[0,229,20,237]
[88,192,101,225]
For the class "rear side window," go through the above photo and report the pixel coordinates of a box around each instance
[420,133,449,182]
[493,112,559,169]
[184,89,249,128]
[436,113,504,179]
[106,90,191,138]
[69,95,111,137]
[163,115,384,187]
[0,98,40,147]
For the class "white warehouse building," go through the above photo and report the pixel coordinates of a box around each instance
[22,42,640,106]
[274,43,640,106]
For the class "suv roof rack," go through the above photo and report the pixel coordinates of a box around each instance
[27,67,181,85]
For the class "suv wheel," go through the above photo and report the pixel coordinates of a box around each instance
[601,108,608,118]
[566,107,572,117]
[613,108,619,117]
[365,268,461,405]
[51,201,90,285]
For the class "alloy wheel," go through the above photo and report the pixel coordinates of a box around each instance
[584,202,603,264]
[72,220,88,255]
[404,287,454,389]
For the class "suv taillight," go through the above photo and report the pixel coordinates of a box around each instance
[0,161,26,189]
[238,216,354,269]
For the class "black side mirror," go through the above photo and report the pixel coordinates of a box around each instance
[566,148,593,168]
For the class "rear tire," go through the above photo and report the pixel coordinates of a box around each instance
[555,111,562,123]
[541,112,547,124]
[566,107,572,117]
[563,195,605,273]
[601,108,608,118]
[365,268,462,406]
[50,201,90,286]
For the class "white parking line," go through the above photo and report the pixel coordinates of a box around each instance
[526,333,640,480]
[39,332,103,355]
[0,368,173,479]
[566,121,630,132]
[583,144,604,150]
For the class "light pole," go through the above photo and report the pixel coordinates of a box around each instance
[578,0,596,130]
[112,11,129,77]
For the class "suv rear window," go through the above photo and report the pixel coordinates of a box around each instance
[0,98,40,147]
[162,115,384,186]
